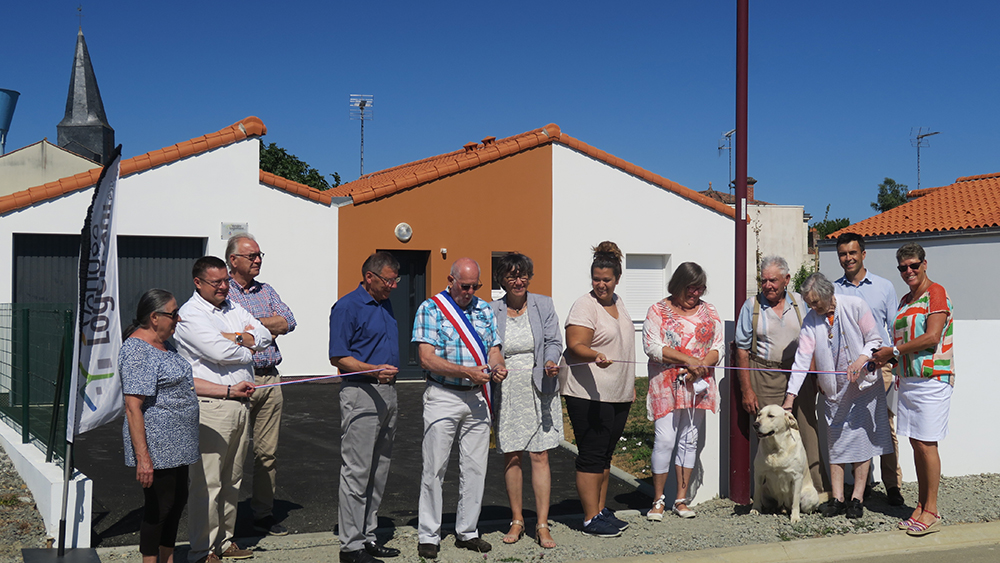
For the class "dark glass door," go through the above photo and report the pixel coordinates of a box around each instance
[381,250,430,380]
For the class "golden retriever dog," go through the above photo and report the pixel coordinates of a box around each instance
[750,404,820,522]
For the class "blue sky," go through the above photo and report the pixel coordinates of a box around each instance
[4,1,998,225]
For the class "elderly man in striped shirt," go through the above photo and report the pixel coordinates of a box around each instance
[226,233,297,537]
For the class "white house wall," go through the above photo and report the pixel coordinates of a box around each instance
[551,143,736,503]
[747,204,810,294]
[0,138,337,376]
[818,236,998,479]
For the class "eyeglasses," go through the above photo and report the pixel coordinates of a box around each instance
[503,275,530,283]
[155,310,180,320]
[686,285,707,295]
[896,262,923,273]
[198,277,229,289]
[233,252,265,262]
[371,271,401,286]
[460,283,483,291]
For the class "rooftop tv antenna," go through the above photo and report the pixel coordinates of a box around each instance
[349,94,374,176]
[910,127,940,193]
[0,89,20,154]
[718,129,736,192]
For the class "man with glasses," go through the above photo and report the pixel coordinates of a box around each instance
[411,258,507,559]
[329,252,402,563]
[833,232,904,507]
[735,255,830,499]
[175,256,272,562]
[225,233,297,536]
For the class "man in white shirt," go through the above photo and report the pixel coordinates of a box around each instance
[175,256,272,563]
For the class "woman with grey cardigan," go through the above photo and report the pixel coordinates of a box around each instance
[782,273,891,520]
[490,253,563,549]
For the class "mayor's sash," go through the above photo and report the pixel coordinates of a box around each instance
[430,291,493,414]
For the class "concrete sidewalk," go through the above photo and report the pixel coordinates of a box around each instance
[92,520,1000,563]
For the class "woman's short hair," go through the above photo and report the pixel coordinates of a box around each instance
[800,272,835,305]
[759,255,789,277]
[123,288,174,340]
[896,242,926,263]
[668,262,707,297]
[591,241,623,280]
[493,252,534,287]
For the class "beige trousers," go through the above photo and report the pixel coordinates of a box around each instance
[187,399,251,561]
[250,373,283,520]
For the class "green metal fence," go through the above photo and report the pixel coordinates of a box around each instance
[0,303,74,463]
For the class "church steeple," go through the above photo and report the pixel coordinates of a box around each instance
[57,28,115,164]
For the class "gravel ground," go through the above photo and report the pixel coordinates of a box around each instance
[3,442,999,563]
[0,448,50,563]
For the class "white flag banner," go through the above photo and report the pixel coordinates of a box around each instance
[66,147,125,442]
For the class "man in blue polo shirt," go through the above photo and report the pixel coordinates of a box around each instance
[833,232,904,506]
[329,252,402,563]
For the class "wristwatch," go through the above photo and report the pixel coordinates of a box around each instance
[892,346,900,358]
[235,333,244,346]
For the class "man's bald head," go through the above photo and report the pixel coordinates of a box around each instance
[447,258,482,308]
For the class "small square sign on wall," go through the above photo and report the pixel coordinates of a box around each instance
[222,222,249,240]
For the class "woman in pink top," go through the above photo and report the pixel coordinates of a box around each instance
[642,262,723,521]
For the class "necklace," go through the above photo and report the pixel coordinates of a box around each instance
[507,296,527,316]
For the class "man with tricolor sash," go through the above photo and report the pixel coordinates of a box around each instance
[411,258,507,559]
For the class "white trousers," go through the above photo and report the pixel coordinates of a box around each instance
[652,408,705,473]
[188,399,250,561]
[417,382,490,545]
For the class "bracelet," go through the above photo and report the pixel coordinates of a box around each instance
[226,385,231,399]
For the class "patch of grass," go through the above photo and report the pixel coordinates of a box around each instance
[562,378,655,479]
[0,493,21,506]
[496,558,523,562]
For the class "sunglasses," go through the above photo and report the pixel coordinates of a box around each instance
[896,262,923,273]
[155,310,180,320]
[233,252,265,262]
[460,283,483,291]
[198,277,229,289]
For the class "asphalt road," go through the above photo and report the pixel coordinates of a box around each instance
[75,380,649,547]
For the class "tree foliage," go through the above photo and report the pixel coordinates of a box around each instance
[811,204,851,238]
[871,177,908,213]
[260,142,341,191]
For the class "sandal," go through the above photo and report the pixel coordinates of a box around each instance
[535,523,556,549]
[907,509,942,537]
[672,499,696,519]
[898,503,922,530]
[503,520,524,544]
[647,495,666,522]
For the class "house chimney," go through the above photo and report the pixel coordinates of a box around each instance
[481,136,496,146]
[746,176,757,202]
[463,142,478,153]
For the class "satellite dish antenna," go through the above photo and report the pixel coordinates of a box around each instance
[0,89,20,155]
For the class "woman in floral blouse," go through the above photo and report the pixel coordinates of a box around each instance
[873,243,954,536]
[642,262,723,521]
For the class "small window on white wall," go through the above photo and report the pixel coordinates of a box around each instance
[624,254,669,321]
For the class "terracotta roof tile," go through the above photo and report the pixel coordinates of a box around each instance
[829,172,1000,239]
[331,124,735,218]
[0,117,292,215]
[257,170,334,205]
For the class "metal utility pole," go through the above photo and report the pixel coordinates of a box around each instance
[911,128,940,192]
[729,0,751,506]
[350,94,374,176]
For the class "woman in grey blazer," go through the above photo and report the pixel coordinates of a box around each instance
[490,253,563,549]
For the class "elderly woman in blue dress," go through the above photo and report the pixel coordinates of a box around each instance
[490,253,563,549]
[782,273,892,520]
[120,289,201,563]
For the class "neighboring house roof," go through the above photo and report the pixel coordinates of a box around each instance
[905,186,942,200]
[331,124,735,218]
[0,117,333,215]
[829,172,1000,239]
[699,187,772,206]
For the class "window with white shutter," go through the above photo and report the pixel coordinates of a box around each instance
[624,254,669,321]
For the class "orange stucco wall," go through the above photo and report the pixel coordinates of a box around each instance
[338,145,553,301]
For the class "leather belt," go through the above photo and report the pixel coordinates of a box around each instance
[427,378,480,392]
